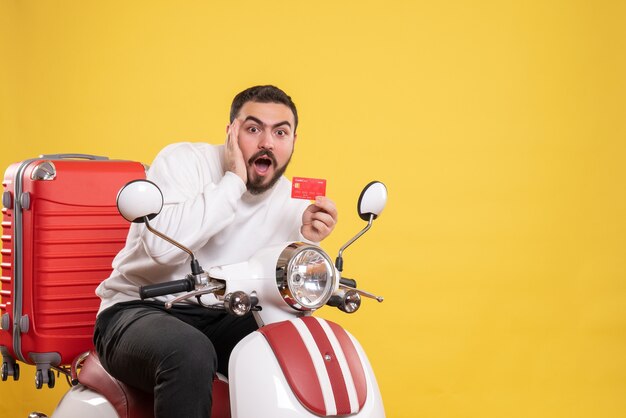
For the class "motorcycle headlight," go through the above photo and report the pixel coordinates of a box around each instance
[276,243,337,311]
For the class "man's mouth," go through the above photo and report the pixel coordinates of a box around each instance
[254,156,272,175]
[249,151,277,176]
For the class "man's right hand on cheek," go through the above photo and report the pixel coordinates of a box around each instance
[225,119,247,183]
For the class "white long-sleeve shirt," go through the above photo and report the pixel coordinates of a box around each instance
[96,142,309,315]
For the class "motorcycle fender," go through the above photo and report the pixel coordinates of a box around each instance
[229,325,385,417]
[51,385,118,418]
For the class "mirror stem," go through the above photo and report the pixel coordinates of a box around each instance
[335,214,374,272]
[143,216,203,275]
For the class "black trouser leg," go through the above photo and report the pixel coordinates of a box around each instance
[197,308,259,377]
[95,305,217,418]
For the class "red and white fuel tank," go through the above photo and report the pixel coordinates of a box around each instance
[230,316,385,417]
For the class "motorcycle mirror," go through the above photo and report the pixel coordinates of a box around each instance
[357,181,388,221]
[116,179,204,276]
[116,179,164,223]
[335,181,388,272]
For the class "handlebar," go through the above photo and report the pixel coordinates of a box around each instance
[327,295,342,308]
[329,277,358,310]
[339,277,357,288]
[338,276,384,303]
[140,277,195,299]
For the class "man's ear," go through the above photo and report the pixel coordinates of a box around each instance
[225,124,230,134]
[293,133,298,144]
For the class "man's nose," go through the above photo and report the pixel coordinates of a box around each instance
[258,131,274,149]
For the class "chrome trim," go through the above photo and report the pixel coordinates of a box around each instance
[339,290,362,313]
[30,161,56,180]
[337,213,374,264]
[224,291,252,316]
[144,217,194,259]
[164,281,225,309]
[70,351,91,385]
[339,283,384,303]
[276,242,337,311]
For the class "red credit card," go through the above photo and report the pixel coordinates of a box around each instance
[291,177,327,200]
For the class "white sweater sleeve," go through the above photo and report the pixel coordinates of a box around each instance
[140,142,246,265]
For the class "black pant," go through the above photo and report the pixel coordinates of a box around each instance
[94,301,258,418]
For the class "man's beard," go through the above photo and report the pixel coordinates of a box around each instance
[247,149,292,195]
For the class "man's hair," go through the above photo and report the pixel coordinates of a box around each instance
[230,85,299,131]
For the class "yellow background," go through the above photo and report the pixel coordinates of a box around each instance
[1,0,625,417]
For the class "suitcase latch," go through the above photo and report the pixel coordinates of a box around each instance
[2,191,12,209]
[19,192,31,211]
[16,315,29,334]
[0,313,10,331]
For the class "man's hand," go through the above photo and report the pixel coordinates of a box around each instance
[225,119,247,183]
[301,196,338,242]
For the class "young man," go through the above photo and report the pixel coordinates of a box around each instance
[94,85,338,417]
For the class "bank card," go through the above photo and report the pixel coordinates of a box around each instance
[292,177,327,200]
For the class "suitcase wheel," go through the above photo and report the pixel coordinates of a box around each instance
[47,369,55,388]
[1,361,19,381]
[35,369,43,389]
[35,368,54,389]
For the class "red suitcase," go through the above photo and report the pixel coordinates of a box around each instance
[0,154,145,388]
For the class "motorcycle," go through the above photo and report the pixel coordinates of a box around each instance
[32,179,388,418]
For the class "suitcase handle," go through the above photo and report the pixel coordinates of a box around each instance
[38,153,109,161]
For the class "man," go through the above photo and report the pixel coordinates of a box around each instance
[93,85,338,417]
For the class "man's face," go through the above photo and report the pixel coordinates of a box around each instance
[234,101,297,194]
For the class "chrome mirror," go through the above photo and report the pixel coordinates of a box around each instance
[116,179,163,223]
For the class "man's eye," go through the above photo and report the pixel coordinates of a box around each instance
[276,130,286,136]
[248,126,259,133]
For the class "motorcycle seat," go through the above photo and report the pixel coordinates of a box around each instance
[78,350,153,418]
[77,350,231,418]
